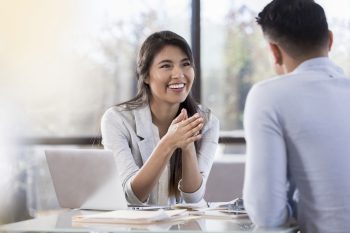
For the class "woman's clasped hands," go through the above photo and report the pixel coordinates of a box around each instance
[163,108,204,150]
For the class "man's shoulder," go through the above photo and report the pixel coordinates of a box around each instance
[246,73,302,109]
[253,73,295,90]
[249,75,283,97]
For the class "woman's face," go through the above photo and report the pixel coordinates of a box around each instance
[146,45,194,107]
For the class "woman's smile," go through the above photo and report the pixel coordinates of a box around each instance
[167,83,186,93]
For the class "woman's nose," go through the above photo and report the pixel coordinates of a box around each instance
[171,67,185,79]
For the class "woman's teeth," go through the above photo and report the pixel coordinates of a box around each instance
[168,83,185,89]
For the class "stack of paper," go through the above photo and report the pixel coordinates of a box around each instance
[173,199,247,219]
[72,209,190,225]
[191,210,247,219]
[172,200,208,210]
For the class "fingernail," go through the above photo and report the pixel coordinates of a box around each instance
[194,113,199,117]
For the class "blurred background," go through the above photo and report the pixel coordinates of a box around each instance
[0,0,349,224]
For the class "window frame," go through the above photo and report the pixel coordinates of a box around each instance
[23,0,244,146]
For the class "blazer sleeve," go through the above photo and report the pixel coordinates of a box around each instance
[179,112,220,203]
[100,108,147,205]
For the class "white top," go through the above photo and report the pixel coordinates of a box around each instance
[150,123,169,205]
[243,57,350,233]
[101,104,219,205]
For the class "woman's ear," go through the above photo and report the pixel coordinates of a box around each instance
[269,42,283,65]
[144,76,150,84]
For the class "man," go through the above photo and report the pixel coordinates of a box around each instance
[243,0,350,232]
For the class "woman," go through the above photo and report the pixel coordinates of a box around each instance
[101,31,219,205]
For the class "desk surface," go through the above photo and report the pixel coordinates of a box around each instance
[0,209,298,233]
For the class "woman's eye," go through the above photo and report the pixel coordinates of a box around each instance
[183,62,191,66]
[160,64,171,68]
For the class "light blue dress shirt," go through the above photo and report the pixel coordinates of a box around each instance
[243,57,350,233]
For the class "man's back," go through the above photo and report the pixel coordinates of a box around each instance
[244,0,350,232]
[244,57,350,232]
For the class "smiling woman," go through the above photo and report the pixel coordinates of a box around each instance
[147,45,195,107]
[100,31,219,206]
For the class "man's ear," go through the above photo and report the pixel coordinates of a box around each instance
[269,42,283,65]
[328,30,333,51]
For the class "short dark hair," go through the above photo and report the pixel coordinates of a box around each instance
[256,0,329,58]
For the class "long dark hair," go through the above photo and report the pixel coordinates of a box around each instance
[118,30,202,200]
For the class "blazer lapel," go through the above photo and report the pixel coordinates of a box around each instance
[134,105,156,164]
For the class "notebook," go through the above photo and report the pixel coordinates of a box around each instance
[72,209,190,225]
[45,149,128,210]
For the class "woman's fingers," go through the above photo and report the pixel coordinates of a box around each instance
[182,117,203,133]
[176,115,203,140]
[179,113,202,127]
[185,122,203,138]
[167,111,204,148]
[172,109,186,124]
[186,134,202,144]
[182,108,188,120]
[193,123,204,134]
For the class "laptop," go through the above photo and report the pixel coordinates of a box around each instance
[45,149,128,210]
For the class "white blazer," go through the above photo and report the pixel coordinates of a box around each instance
[101,104,219,205]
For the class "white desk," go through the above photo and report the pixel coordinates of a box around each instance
[0,209,298,233]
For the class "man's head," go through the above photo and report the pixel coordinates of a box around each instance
[257,0,331,70]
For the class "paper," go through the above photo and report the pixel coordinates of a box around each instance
[172,199,208,210]
[172,200,247,220]
[72,209,189,224]
[173,199,246,215]
[190,210,248,219]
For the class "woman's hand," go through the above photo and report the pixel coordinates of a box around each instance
[162,109,203,150]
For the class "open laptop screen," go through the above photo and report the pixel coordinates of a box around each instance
[45,149,128,210]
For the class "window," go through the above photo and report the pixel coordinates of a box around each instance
[202,0,350,131]
[0,0,190,137]
[0,0,349,137]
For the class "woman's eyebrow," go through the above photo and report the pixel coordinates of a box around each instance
[158,59,173,65]
[157,57,189,65]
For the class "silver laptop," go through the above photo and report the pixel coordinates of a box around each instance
[45,149,128,210]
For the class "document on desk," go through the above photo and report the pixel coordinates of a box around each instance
[172,201,208,210]
[190,210,248,220]
[72,209,190,224]
[172,199,248,220]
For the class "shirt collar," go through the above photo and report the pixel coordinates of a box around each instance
[292,57,345,76]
